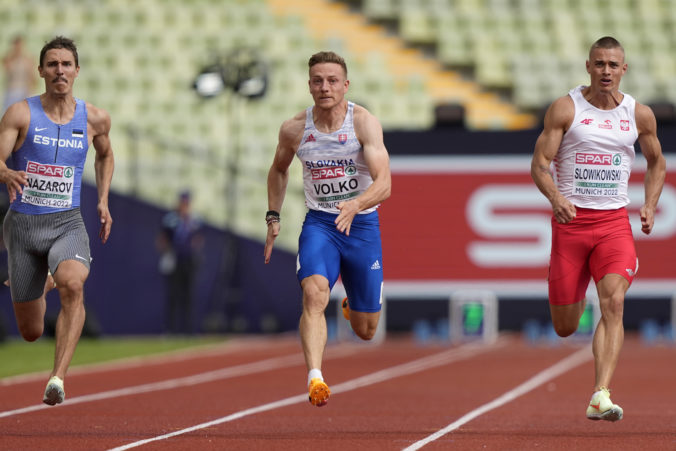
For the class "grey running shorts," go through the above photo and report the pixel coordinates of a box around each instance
[3,208,91,302]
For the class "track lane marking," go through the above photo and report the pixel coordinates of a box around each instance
[106,339,507,450]
[0,345,360,419]
[0,336,302,386]
[402,344,593,450]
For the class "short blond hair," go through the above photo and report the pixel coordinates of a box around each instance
[308,51,347,78]
[589,36,624,60]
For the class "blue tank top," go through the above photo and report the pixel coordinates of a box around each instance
[10,95,89,214]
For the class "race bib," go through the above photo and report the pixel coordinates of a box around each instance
[22,160,74,208]
[573,152,623,197]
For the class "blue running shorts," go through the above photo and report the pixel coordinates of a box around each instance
[297,209,383,313]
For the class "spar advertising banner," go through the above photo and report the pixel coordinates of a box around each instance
[378,155,676,296]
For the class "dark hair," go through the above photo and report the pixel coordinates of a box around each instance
[308,51,347,78]
[589,36,624,59]
[39,36,78,67]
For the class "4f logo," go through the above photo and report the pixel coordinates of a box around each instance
[580,118,594,125]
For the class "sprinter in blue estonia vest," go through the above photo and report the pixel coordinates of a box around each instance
[265,51,391,407]
[0,36,114,406]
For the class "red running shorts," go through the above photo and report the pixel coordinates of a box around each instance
[548,207,637,306]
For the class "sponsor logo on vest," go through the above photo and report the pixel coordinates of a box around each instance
[311,167,345,180]
[598,119,613,129]
[26,161,74,178]
[575,153,611,165]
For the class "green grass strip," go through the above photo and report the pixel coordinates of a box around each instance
[0,336,225,379]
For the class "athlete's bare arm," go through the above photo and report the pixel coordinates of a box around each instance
[635,102,666,235]
[0,101,29,202]
[531,95,577,224]
[87,102,114,244]
[264,112,305,264]
[335,105,391,236]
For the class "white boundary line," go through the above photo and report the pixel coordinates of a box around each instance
[0,335,300,386]
[402,344,593,450]
[0,345,359,419]
[107,340,507,451]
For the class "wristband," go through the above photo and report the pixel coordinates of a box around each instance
[266,210,280,226]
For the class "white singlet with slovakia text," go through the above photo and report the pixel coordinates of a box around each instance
[554,85,638,210]
[296,101,376,214]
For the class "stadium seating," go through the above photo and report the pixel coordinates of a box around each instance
[359,0,676,112]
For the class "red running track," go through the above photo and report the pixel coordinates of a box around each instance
[0,333,675,450]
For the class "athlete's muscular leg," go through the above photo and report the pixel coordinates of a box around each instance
[550,297,587,337]
[13,296,47,342]
[51,260,89,380]
[350,311,380,340]
[593,274,628,390]
[12,273,58,341]
[299,274,331,371]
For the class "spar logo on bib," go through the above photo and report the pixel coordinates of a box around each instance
[575,153,611,165]
[574,153,622,166]
[26,161,74,178]
[311,166,345,180]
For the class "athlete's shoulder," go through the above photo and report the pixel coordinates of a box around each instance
[352,103,383,141]
[543,95,575,131]
[279,109,306,145]
[634,101,657,135]
[85,101,111,134]
[352,102,375,121]
[0,99,30,129]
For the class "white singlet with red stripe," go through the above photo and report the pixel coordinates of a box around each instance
[554,85,638,210]
[296,101,376,214]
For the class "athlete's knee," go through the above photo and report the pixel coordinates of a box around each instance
[301,280,330,311]
[18,321,43,342]
[57,277,84,296]
[600,292,624,321]
[552,321,577,338]
[549,300,586,337]
[353,323,377,340]
[350,314,379,340]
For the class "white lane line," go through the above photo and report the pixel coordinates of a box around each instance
[107,339,507,451]
[0,345,359,419]
[0,336,300,386]
[402,344,593,450]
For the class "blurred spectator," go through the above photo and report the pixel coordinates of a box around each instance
[2,35,36,114]
[157,190,203,334]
